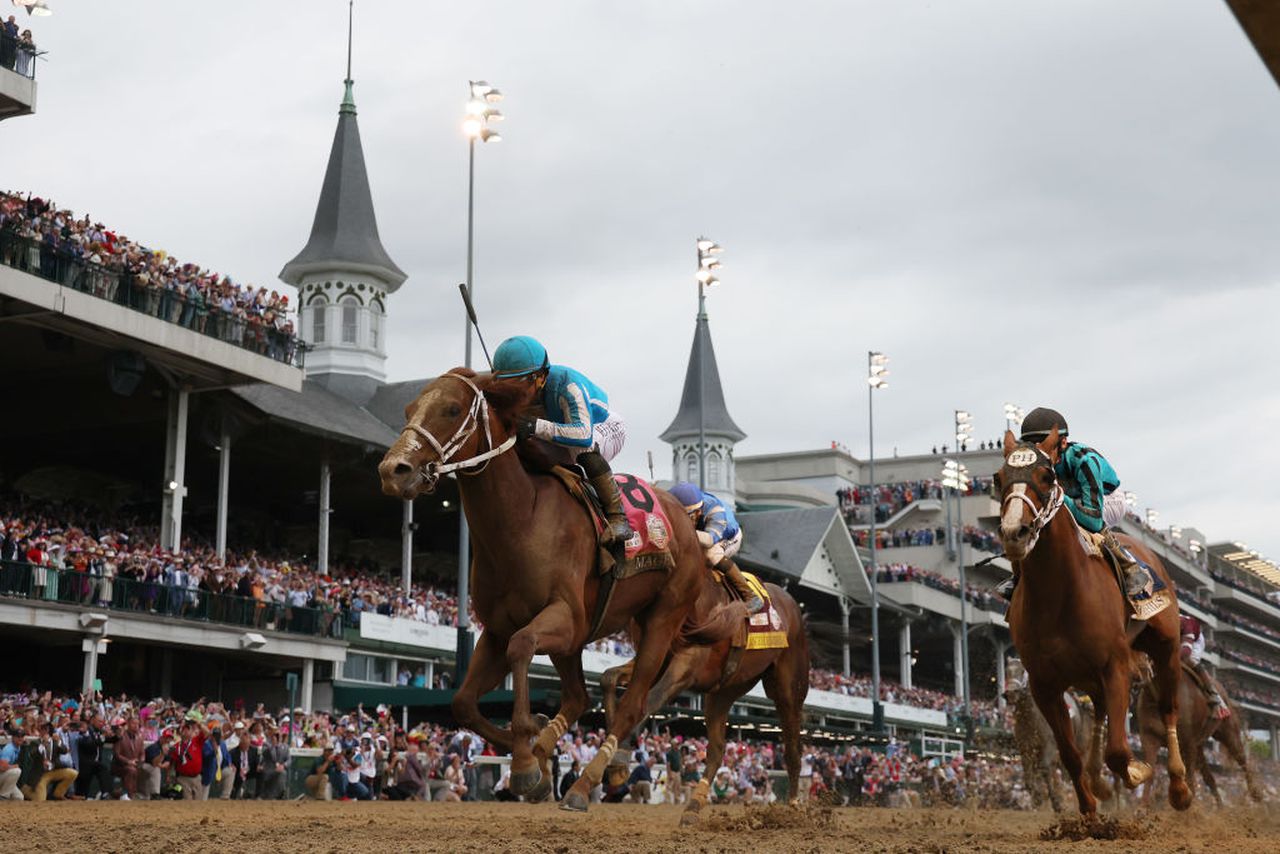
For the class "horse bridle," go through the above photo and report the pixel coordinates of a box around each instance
[398,373,517,491]
[1000,445,1065,554]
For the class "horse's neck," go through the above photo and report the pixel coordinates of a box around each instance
[457,450,538,543]
[1021,511,1087,592]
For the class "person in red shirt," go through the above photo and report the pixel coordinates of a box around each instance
[169,717,208,799]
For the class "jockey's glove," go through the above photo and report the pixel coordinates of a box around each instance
[516,416,538,442]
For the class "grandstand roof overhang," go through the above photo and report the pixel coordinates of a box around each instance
[737,506,872,603]
[231,379,399,449]
[0,265,301,392]
[0,66,37,121]
[1224,0,1280,90]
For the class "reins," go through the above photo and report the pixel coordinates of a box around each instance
[1001,482,1065,555]
[399,372,517,491]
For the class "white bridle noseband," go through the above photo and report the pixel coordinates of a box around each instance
[1001,481,1065,554]
[398,373,517,491]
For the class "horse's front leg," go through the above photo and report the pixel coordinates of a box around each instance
[505,600,576,796]
[527,653,590,802]
[1146,649,1192,810]
[1030,678,1095,815]
[450,630,516,753]
[598,660,634,733]
[1101,663,1157,798]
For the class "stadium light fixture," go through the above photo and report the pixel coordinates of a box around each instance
[695,237,725,491]
[942,454,972,738]
[1146,508,1160,527]
[1170,525,1183,540]
[1123,491,1139,509]
[865,349,890,732]
[955,409,973,450]
[1003,403,1024,433]
[457,78,506,686]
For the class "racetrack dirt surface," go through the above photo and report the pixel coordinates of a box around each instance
[4,801,1279,853]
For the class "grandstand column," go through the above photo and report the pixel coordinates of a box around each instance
[160,387,191,552]
[401,499,413,593]
[1272,724,1279,761]
[81,637,106,695]
[951,622,964,699]
[839,596,852,677]
[993,638,1009,709]
[899,622,913,689]
[215,421,231,560]
[301,659,315,714]
[318,458,331,574]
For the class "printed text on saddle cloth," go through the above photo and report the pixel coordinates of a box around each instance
[592,474,673,561]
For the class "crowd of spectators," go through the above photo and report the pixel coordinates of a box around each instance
[871,563,1007,612]
[1220,678,1280,712]
[1213,645,1280,678]
[807,669,1012,731]
[1,15,37,78]
[0,684,1044,808]
[837,476,994,527]
[850,525,1001,555]
[0,494,462,637]
[0,191,298,364]
[1209,566,1280,606]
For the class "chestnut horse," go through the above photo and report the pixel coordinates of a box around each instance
[378,369,733,810]
[597,577,810,824]
[997,429,1191,814]
[1137,666,1263,806]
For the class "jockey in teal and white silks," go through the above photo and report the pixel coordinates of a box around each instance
[1018,407,1154,600]
[669,482,763,613]
[493,335,631,544]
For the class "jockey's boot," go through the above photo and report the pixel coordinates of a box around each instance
[718,558,765,614]
[1192,661,1229,716]
[579,451,633,547]
[1101,528,1154,601]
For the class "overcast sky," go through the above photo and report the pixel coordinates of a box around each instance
[7,1,1280,560]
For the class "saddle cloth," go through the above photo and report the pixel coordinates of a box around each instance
[548,466,676,577]
[712,568,789,650]
[1081,529,1173,621]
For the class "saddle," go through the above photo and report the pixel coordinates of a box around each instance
[547,465,675,641]
[1082,529,1173,622]
[710,567,788,651]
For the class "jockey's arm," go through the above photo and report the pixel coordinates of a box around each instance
[533,380,594,448]
[1062,451,1107,533]
[701,506,730,543]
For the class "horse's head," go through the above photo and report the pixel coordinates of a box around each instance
[995,427,1065,561]
[377,368,536,499]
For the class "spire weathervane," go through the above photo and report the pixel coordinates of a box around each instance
[341,0,356,115]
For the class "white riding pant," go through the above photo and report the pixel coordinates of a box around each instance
[705,530,743,566]
[591,412,626,463]
[1102,492,1127,528]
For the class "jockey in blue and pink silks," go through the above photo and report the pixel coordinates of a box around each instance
[669,482,764,614]
[493,335,632,546]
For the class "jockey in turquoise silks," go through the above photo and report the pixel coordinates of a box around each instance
[670,482,764,614]
[493,335,632,545]
[1011,407,1155,600]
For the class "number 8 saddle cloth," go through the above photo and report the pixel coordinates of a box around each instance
[549,466,676,577]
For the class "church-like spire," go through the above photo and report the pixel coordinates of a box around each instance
[661,312,746,444]
[279,0,405,291]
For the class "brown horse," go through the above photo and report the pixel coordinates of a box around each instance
[1136,665,1263,806]
[597,576,810,824]
[997,429,1191,814]
[1003,658,1110,812]
[378,369,733,809]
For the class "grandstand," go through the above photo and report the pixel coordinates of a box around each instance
[2,31,1278,772]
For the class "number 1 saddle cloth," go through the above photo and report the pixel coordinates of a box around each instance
[548,466,676,577]
[710,567,789,650]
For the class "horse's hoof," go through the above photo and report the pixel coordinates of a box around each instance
[679,809,701,827]
[509,765,543,797]
[533,713,550,733]
[525,773,553,804]
[1124,760,1153,789]
[559,791,589,812]
[1169,779,1193,812]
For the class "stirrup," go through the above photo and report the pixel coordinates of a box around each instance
[604,518,632,546]
[995,577,1016,599]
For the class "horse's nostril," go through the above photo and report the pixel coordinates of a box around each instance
[393,462,413,476]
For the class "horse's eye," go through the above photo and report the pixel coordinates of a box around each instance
[445,404,461,418]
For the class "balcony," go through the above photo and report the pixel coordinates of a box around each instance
[0,32,38,120]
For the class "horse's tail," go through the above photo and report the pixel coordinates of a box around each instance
[681,600,749,645]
